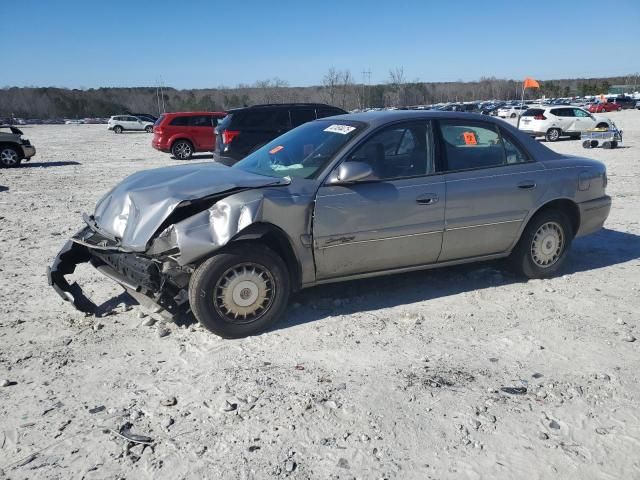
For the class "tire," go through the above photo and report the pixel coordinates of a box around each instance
[582,140,591,149]
[510,210,573,279]
[510,113,517,118]
[188,244,291,338]
[590,140,599,148]
[545,128,561,142]
[596,123,608,130]
[0,146,22,167]
[610,140,618,149]
[602,141,612,149]
[145,125,153,133]
[114,125,123,134]
[171,140,193,160]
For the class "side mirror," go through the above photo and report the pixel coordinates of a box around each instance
[329,161,374,184]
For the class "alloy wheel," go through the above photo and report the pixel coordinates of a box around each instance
[0,148,19,166]
[174,142,192,159]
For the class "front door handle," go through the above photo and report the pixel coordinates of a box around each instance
[416,194,439,205]
[517,181,537,190]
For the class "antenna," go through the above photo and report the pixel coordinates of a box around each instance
[361,69,371,109]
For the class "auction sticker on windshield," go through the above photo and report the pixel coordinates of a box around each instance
[324,124,356,135]
[269,145,284,154]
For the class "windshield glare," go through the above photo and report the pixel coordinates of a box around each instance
[232,120,362,179]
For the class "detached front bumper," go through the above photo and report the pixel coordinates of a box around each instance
[22,145,36,159]
[48,227,186,316]
[576,195,612,238]
[47,240,98,313]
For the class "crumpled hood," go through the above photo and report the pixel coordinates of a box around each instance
[92,162,285,250]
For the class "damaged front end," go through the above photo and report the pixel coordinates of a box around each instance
[47,161,293,317]
[47,224,192,316]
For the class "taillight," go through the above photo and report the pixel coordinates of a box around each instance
[222,130,240,144]
[534,115,546,120]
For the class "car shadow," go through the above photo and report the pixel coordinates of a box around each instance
[94,228,640,331]
[273,228,640,332]
[172,154,214,161]
[21,161,81,168]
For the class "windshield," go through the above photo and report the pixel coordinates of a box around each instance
[232,120,363,179]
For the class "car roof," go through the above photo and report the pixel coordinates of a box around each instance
[161,111,226,116]
[318,110,565,162]
[228,103,345,113]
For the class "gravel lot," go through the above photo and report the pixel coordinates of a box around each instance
[1,112,639,479]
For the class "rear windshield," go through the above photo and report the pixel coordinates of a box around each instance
[233,120,363,179]
[522,109,544,117]
[217,113,234,130]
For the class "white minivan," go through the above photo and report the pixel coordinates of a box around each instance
[518,107,612,142]
[107,115,154,134]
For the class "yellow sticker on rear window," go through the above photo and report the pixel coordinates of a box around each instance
[463,131,477,145]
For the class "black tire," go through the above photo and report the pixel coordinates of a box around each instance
[114,125,123,134]
[0,145,22,167]
[590,140,599,148]
[582,140,591,149]
[188,244,291,338]
[145,125,153,133]
[510,209,573,279]
[171,140,193,160]
[596,123,609,130]
[602,141,612,149]
[610,140,618,149]
[545,128,561,142]
[510,113,517,118]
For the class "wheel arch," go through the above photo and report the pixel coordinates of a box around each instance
[223,222,302,291]
[170,137,194,149]
[522,198,580,241]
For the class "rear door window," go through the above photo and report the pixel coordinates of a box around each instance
[290,108,316,127]
[190,115,213,127]
[439,121,506,171]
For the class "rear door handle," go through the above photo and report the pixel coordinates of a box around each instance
[416,194,439,205]
[517,181,536,190]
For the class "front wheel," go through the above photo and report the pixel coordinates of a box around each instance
[510,210,573,279]
[545,128,561,142]
[189,244,291,338]
[0,146,22,167]
[114,125,123,134]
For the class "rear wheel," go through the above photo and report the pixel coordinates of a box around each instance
[189,244,291,338]
[510,210,573,279]
[545,128,561,142]
[171,140,193,160]
[114,125,123,134]
[145,125,153,133]
[582,140,592,149]
[0,146,22,167]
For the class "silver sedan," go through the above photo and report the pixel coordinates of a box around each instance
[49,111,611,337]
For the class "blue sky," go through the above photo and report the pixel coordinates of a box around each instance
[5,0,639,89]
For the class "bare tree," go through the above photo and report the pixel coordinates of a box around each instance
[387,67,406,106]
[339,70,354,109]
[322,68,340,105]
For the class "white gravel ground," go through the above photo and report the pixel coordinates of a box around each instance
[1,112,639,479]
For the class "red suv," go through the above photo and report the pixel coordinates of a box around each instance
[152,111,226,159]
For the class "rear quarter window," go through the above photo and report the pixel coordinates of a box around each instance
[170,116,189,126]
[154,115,165,126]
[523,109,544,117]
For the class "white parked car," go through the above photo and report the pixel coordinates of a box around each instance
[107,115,154,134]
[518,107,612,142]
[497,105,528,118]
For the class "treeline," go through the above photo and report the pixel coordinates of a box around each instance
[0,74,634,119]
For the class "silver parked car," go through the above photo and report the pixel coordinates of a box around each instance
[48,111,611,337]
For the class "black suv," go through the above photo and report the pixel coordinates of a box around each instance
[213,103,347,165]
[610,96,635,110]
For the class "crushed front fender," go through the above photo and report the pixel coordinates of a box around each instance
[46,240,98,313]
